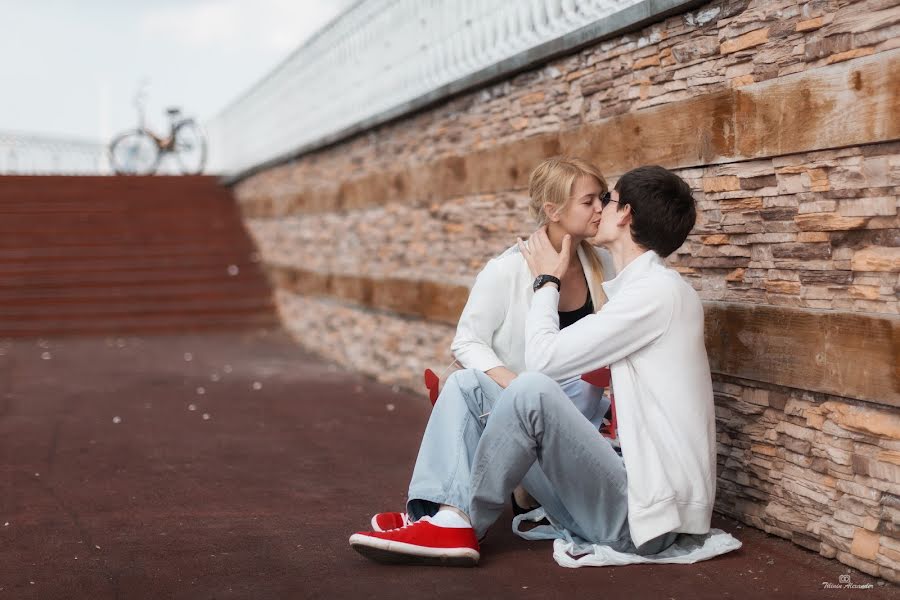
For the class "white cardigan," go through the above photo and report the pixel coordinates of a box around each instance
[451,243,616,378]
[524,250,717,547]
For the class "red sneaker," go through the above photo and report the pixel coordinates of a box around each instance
[370,511,410,532]
[349,517,480,567]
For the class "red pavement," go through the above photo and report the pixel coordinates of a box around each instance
[0,329,893,599]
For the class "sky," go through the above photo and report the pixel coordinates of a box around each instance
[0,0,354,142]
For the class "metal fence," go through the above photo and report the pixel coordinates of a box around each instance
[206,0,697,179]
[0,131,109,175]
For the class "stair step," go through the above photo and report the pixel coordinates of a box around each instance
[0,255,261,275]
[0,312,280,338]
[0,175,278,336]
[0,279,270,301]
[0,296,274,319]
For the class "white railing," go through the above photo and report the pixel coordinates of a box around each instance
[206,0,695,178]
[0,132,110,175]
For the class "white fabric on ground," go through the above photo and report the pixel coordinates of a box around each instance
[513,507,741,568]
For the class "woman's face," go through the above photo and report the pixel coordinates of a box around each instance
[552,175,604,239]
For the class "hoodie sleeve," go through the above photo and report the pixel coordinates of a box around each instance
[524,281,673,381]
[450,258,509,372]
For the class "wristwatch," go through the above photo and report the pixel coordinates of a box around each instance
[532,274,561,292]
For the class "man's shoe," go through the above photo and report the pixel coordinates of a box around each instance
[370,511,410,532]
[349,516,480,567]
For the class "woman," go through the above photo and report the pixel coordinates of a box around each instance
[373,156,616,531]
[450,156,616,514]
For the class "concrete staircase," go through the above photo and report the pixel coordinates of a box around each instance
[0,176,278,337]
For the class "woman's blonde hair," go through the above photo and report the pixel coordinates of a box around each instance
[528,156,609,307]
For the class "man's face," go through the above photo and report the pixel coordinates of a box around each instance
[590,189,623,246]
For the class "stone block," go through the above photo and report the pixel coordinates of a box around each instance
[783,478,835,506]
[784,436,813,455]
[797,232,830,243]
[798,200,837,214]
[784,450,814,468]
[721,28,770,54]
[772,243,832,260]
[825,446,853,466]
[834,509,866,527]
[822,402,900,439]
[633,55,661,69]
[671,36,720,62]
[839,197,897,217]
[766,280,801,295]
[795,213,869,231]
[826,47,876,65]
[742,388,769,406]
[851,247,900,272]
[850,528,880,561]
[836,551,881,577]
[703,176,742,192]
[779,421,817,442]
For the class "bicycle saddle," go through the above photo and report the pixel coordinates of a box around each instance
[165,107,182,116]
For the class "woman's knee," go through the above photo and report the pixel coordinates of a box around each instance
[443,368,479,394]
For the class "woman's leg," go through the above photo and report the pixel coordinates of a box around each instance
[405,369,503,521]
[468,372,637,550]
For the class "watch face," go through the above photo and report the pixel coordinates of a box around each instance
[534,275,559,292]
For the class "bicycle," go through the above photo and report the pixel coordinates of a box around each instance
[109,89,207,176]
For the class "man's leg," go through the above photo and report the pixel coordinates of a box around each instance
[468,372,634,550]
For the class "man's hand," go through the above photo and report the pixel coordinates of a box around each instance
[517,227,571,280]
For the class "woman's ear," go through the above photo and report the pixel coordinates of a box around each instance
[542,202,560,223]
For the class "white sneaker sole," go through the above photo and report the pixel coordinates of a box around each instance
[349,534,479,567]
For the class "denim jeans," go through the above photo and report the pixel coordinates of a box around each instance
[406,369,677,555]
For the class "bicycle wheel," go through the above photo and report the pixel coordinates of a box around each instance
[173,120,207,175]
[109,130,160,175]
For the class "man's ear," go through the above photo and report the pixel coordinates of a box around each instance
[616,207,633,229]
[543,202,560,223]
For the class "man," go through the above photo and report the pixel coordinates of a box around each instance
[349,165,715,566]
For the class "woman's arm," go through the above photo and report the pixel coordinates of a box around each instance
[451,259,516,385]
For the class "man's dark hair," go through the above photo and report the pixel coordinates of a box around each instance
[614,165,696,257]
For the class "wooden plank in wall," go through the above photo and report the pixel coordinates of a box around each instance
[704,302,900,408]
[733,50,900,160]
[271,265,900,407]
[561,49,900,177]
[269,265,469,325]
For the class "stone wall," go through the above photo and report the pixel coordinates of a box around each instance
[231,0,899,581]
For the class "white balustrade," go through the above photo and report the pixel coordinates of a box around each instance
[206,0,691,178]
[0,132,109,175]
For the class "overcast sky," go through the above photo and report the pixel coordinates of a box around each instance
[0,0,354,142]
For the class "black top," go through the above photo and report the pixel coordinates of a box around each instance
[558,294,594,329]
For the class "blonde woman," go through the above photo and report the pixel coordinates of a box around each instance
[349,157,618,565]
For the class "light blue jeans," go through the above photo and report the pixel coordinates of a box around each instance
[406,369,677,555]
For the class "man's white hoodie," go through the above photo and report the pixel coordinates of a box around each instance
[525,250,717,547]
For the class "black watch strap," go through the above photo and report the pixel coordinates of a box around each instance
[533,274,561,292]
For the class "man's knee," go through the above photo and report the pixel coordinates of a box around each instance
[507,371,557,395]
[504,372,561,411]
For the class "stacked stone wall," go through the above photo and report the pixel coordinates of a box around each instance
[233,0,899,581]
